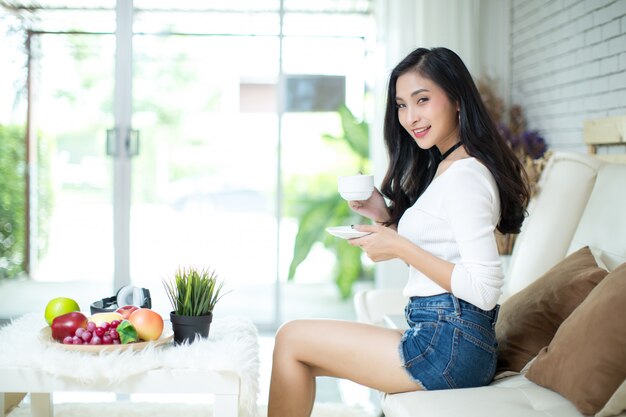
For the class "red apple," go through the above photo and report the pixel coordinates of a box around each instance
[51,311,88,342]
[115,305,139,320]
[128,308,163,341]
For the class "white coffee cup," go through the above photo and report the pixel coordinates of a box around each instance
[338,174,374,201]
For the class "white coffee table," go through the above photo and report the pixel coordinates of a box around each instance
[1,368,240,417]
[0,315,259,417]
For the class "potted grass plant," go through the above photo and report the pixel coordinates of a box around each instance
[163,266,226,344]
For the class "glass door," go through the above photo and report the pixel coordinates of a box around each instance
[29,32,116,286]
[5,0,374,329]
[129,34,280,325]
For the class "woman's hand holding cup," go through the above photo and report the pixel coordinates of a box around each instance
[339,174,390,224]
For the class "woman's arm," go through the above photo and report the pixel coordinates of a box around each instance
[443,166,503,310]
[349,225,454,290]
[348,188,393,226]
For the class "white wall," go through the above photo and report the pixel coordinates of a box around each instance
[511,0,626,154]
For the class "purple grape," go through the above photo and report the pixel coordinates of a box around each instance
[72,336,83,344]
[102,334,112,345]
[63,336,73,344]
[90,336,102,345]
[81,331,92,342]
[109,329,119,340]
[100,322,110,331]
[75,328,85,337]
[86,321,97,332]
[95,327,105,337]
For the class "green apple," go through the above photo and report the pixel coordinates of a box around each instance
[44,297,80,325]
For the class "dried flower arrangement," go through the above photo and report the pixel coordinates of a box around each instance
[476,76,552,255]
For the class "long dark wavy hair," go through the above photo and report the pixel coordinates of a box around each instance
[380,47,529,234]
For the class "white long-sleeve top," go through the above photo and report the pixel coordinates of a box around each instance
[397,157,503,311]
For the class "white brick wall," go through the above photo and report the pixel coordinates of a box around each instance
[511,0,626,154]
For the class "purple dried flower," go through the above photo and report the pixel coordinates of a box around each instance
[520,130,547,159]
[499,122,547,160]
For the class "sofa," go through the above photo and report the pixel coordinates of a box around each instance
[354,151,626,417]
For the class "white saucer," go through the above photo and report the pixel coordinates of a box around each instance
[326,226,371,239]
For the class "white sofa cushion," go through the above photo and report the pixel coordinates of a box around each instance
[383,375,583,417]
[566,162,626,271]
[503,153,603,298]
[353,288,406,326]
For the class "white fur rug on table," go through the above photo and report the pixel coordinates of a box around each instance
[0,313,260,417]
[6,401,374,417]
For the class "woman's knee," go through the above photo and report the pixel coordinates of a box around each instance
[275,319,305,346]
[273,319,313,359]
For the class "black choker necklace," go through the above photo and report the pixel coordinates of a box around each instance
[439,142,463,161]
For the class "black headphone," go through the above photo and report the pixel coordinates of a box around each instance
[90,286,152,315]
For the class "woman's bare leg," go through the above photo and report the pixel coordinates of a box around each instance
[267,319,422,417]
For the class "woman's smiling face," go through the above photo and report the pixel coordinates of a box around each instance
[395,71,460,153]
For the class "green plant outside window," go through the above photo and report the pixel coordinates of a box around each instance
[287,105,373,299]
[0,124,53,280]
[0,124,26,279]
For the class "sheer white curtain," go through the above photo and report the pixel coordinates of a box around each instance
[370,0,507,287]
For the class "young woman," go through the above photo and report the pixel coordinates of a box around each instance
[268,47,529,417]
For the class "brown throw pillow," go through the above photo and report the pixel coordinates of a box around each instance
[496,246,608,373]
[596,379,626,417]
[526,262,626,416]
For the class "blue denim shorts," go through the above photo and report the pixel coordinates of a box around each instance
[399,293,499,390]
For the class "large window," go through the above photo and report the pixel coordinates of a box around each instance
[0,0,374,329]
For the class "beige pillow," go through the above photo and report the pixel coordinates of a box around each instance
[596,378,626,417]
[496,246,608,373]
[526,263,626,416]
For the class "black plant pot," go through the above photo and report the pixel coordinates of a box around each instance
[170,312,213,345]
